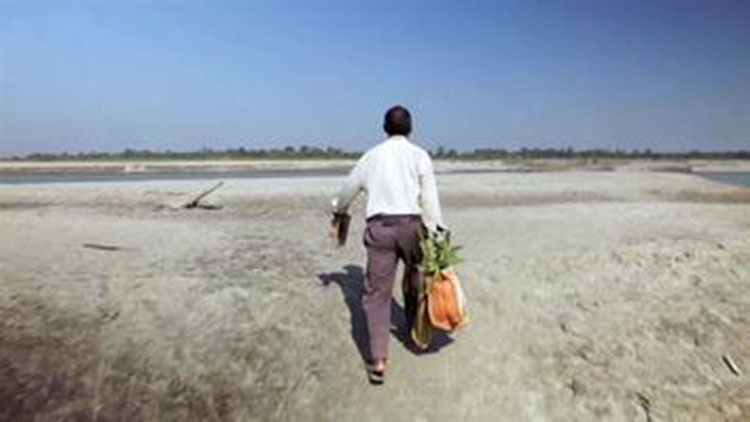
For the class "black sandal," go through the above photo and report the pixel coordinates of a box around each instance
[366,361,387,385]
[368,369,385,385]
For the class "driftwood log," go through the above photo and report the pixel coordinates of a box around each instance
[182,181,224,209]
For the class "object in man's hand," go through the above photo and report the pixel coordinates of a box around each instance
[330,212,351,246]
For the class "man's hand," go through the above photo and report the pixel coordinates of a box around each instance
[431,225,450,242]
[330,212,351,246]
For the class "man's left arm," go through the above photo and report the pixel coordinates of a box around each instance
[419,154,444,233]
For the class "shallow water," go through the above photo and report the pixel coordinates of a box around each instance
[0,168,351,185]
[1,167,748,187]
[0,167,520,185]
[697,171,750,188]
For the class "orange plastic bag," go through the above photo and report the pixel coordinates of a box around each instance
[426,268,469,332]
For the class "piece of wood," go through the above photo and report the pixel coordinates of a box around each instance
[636,392,653,422]
[83,243,129,251]
[723,354,741,376]
[183,181,224,209]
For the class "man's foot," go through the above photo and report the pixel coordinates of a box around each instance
[367,359,387,385]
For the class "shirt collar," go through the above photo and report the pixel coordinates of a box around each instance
[386,135,408,142]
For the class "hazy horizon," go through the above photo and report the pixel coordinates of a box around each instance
[2,0,749,156]
[4,142,750,160]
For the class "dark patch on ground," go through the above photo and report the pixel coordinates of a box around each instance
[670,189,750,204]
[442,192,619,208]
[0,202,53,211]
[0,295,101,422]
[0,290,313,421]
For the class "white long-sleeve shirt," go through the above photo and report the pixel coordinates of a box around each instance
[333,135,443,231]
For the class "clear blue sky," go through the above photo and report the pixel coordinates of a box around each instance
[1,0,749,156]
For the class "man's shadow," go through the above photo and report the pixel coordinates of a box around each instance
[317,264,452,365]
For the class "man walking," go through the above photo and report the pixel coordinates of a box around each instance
[332,105,443,384]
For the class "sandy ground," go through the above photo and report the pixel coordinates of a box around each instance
[1,171,750,421]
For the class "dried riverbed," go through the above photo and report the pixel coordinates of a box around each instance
[1,171,749,421]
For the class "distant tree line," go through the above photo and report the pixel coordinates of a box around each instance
[447,147,750,160]
[6,145,750,161]
[9,146,361,161]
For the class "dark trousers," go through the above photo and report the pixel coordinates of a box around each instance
[363,214,422,361]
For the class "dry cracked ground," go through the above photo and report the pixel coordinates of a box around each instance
[1,171,750,421]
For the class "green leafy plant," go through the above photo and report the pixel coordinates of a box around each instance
[419,231,462,280]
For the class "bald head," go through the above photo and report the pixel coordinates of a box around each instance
[383,105,412,137]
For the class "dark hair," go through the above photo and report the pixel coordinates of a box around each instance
[383,105,412,136]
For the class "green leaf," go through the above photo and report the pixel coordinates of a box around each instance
[419,231,463,278]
